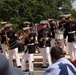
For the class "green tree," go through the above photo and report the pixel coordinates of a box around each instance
[0,0,76,34]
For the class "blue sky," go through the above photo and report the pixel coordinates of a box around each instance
[72,0,76,9]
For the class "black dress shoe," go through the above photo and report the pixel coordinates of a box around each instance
[22,69,31,74]
[25,69,29,72]
[26,60,28,63]
[41,66,48,68]
[22,70,26,72]
[17,66,21,68]
[22,69,29,72]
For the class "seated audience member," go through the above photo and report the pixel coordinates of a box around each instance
[44,46,76,75]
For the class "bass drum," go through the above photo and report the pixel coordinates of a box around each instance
[55,29,64,40]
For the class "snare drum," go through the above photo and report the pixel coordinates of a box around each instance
[55,29,64,40]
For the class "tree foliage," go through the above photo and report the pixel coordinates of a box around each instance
[0,0,76,33]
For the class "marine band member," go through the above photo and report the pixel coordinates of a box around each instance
[58,15,67,52]
[48,19,56,48]
[6,24,21,67]
[38,20,52,67]
[21,27,36,72]
[0,22,7,57]
[59,15,67,31]
[64,14,76,61]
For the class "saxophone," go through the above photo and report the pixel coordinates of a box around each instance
[5,31,10,50]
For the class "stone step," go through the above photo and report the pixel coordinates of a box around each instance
[6,51,70,62]
[13,52,70,68]
[18,52,70,60]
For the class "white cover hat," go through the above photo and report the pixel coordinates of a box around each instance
[23,27,32,31]
[6,24,12,28]
[1,21,7,25]
[24,21,30,24]
[40,20,48,24]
